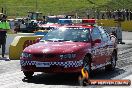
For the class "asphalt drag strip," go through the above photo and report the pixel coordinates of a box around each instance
[0,40,132,88]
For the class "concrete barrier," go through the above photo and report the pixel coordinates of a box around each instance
[9,36,43,60]
[0,33,34,54]
[0,33,34,55]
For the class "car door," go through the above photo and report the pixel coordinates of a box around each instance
[91,27,106,70]
[99,27,111,65]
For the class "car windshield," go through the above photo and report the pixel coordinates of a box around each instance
[40,28,90,42]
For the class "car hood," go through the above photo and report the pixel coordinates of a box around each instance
[24,41,91,54]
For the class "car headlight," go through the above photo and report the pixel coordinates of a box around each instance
[21,52,32,59]
[59,54,76,59]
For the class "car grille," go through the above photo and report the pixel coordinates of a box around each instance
[33,54,56,58]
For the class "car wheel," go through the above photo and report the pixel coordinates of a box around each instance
[23,71,34,79]
[106,51,117,70]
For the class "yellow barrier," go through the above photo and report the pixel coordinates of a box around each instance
[122,21,132,31]
[97,19,132,31]
[9,36,43,60]
[97,19,116,27]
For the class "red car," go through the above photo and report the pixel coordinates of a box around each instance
[20,25,118,78]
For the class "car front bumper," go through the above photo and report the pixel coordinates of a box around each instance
[20,59,83,73]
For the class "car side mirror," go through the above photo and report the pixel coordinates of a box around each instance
[92,39,101,46]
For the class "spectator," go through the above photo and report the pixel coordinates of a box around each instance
[14,22,20,33]
[130,10,132,20]
[0,30,7,58]
[121,9,126,20]
[86,12,90,19]
[126,9,129,20]
[106,9,109,19]
[0,14,10,58]
[96,9,100,19]
[101,13,105,19]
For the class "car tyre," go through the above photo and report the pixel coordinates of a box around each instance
[105,51,117,71]
[23,71,34,79]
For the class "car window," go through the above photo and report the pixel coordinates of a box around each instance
[91,27,102,41]
[102,33,108,42]
[105,31,111,41]
[99,28,110,42]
